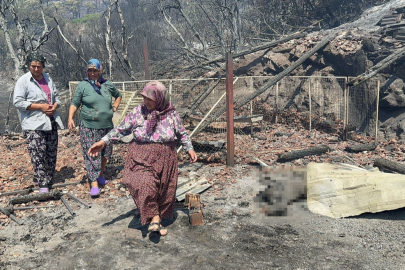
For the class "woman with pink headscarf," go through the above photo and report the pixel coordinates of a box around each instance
[88,81,197,236]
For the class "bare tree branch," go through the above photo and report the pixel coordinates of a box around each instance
[105,0,114,79]
[54,17,86,63]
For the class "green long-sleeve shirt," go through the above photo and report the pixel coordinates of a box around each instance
[71,80,122,129]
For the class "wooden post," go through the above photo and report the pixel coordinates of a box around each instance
[275,82,279,124]
[226,52,234,167]
[143,35,150,80]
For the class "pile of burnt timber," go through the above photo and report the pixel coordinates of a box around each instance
[197,33,335,133]
[347,43,405,87]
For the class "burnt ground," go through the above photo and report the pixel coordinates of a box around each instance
[2,125,405,269]
[2,166,405,270]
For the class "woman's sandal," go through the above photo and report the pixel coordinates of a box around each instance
[148,222,168,236]
[148,222,160,232]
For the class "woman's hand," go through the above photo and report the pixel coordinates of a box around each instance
[88,140,107,157]
[188,150,197,163]
[68,118,76,133]
[45,104,57,116]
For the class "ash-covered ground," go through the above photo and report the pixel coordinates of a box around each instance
[1,124,405,269]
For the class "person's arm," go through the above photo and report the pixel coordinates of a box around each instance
[172,110,197,163]
[88,106,141,157]
[26,103,51,112]
[13,74,56,115]
[110,84,123,112]
[112,96,122,112]
[13,76,42,111]
[68,105,78,132]
[68,85,84,132]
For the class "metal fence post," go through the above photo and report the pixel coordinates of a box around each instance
[226,52,234,166]
[250,77,253,116]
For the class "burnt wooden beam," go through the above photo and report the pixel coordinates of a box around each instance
[347,45,405,87]
[0,188,32,197]
[61,196,76,216]
[277,145,330,162]
[0,180,87,198]
[65,193,91,208]
[345,143,377,153]
[374,158,405,174]
[182,32,306,71]
[9,190,63,205]
[0,205,24,225]
[12,205,57,211]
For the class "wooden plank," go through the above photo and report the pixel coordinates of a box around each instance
[177,177,191,189]
[307,163,405,218]
[176,177,209,197]
[176,176,210,200]
[176,184,211,202]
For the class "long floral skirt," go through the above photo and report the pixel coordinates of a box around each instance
[123,142,178,225]
[79,123,113,182]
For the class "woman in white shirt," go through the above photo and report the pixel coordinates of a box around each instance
[13,51,64,193]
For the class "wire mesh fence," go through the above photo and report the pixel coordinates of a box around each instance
[47,76,381,164]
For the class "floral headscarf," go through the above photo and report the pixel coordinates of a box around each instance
[140,81,175,134]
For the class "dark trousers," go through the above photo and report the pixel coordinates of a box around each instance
[24,120,58,187]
